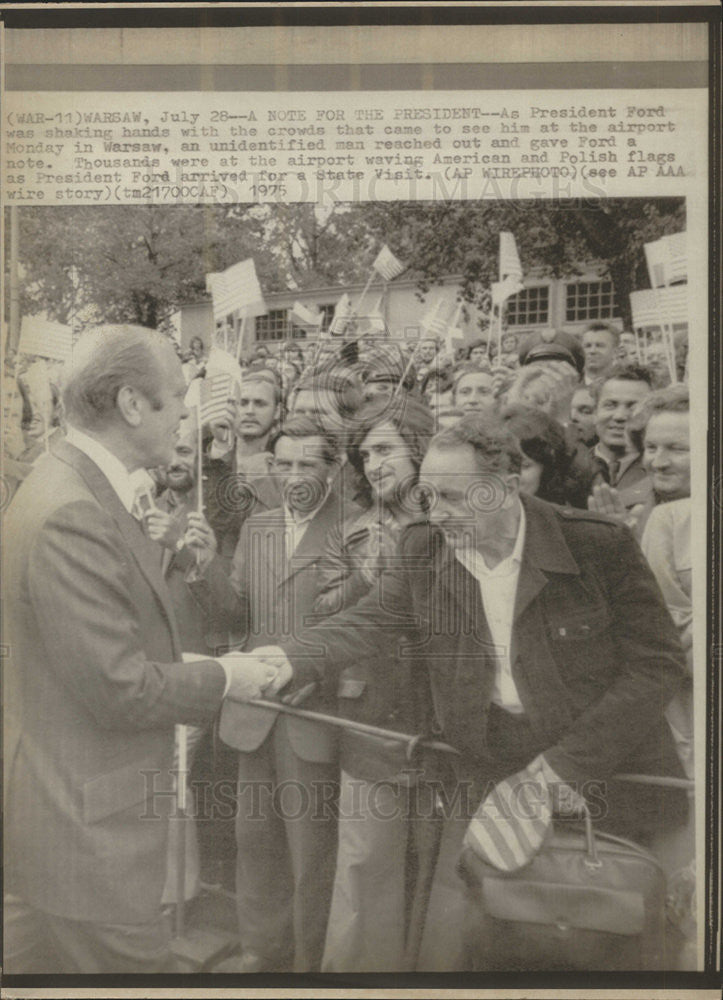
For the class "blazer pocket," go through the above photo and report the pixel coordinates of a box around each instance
[82,762,155,824]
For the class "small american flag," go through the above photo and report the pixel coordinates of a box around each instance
[199,373,232,425]
[420,297,448,338]
[464,771,552,872]
[372,245,406,282]
[206,259,265,324]
[491,276,525,307]
[644,232,687,288]
[289,301,323,329]
[18,316,74,362]
[630,286,688,328]
[329,293,352,336]
[499,231,523,284]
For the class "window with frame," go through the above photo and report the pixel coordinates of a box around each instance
[506,285,549,326]
[255,309,288,342]
[319,303,336,330]
[566,280,620,322]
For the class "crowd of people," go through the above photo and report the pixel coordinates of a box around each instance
[3,314,697,974]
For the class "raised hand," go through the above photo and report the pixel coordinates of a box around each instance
[183,511,217,572]
[587,482,627,523]
[145,509,184,549]
[209,402,237,452]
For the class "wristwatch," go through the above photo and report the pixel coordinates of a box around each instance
[174,536,185,552]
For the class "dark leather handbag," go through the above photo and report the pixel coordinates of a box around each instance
[456,809,668,971]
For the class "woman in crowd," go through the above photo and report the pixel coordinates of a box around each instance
[505,365,559,416]
[500,404,592,508]
[569,384,598,446]
[420,365,455,427]
[450,361,497,416]
[466,338,489,365]
[312,394,435,973]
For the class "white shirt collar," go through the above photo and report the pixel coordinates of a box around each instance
[283,483,330,528]
[455,500,526,577]
[65,425,138,514]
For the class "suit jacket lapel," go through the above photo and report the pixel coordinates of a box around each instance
[54,440,181,653]
[509,497,581,718]
[280,491,338,584]
[513,495,580,624]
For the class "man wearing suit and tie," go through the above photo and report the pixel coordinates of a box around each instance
[3,326,277,974]
[203,414,356,973]
[254,414,689,971]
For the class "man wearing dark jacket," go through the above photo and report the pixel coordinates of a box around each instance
[198,416,359,973]
[253,414,689,971]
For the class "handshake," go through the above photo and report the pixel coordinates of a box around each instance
[217,646,294,703]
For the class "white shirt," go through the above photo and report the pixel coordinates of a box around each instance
[283,486,330,556]
[454,502,527,714]
[65,426,138,513]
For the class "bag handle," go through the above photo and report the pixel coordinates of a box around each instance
[581,806,602,870]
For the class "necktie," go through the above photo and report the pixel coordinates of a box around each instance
[607,457,621,487]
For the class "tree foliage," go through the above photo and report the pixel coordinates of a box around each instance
[8,198,685,333]
[12,204,272,329]
[354,198,686,327]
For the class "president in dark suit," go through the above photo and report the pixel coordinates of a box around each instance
[3,326,278,973]
[256,414,689,971]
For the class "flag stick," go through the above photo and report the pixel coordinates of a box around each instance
[496,304,503,363]
[394,349,418,398]
[174,724,188,937]
[651,287,678,384]
[352,269,377,320]
[450,300,463,330]
[633,326,643,364]
[236,308,247,363]
[196,403,204,515]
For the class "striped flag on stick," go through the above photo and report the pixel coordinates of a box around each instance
[372,244,406,282]
[630,286,688,327]
[420,297,449,338]
[329,293,352,336]
[644,232,687,288]
[499,231,523,283]
[206,259,265,324]
[19,316,74,362]
[463,770,552,872]
[199,373,233,426]
[491,276,524,307]
[289,301,323,330]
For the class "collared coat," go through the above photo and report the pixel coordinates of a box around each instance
[283,492,688,834]
[4,440,226,924]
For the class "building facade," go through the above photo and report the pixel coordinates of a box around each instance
[172,265,625,356]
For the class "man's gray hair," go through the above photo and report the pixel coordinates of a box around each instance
[62,325,170,430]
